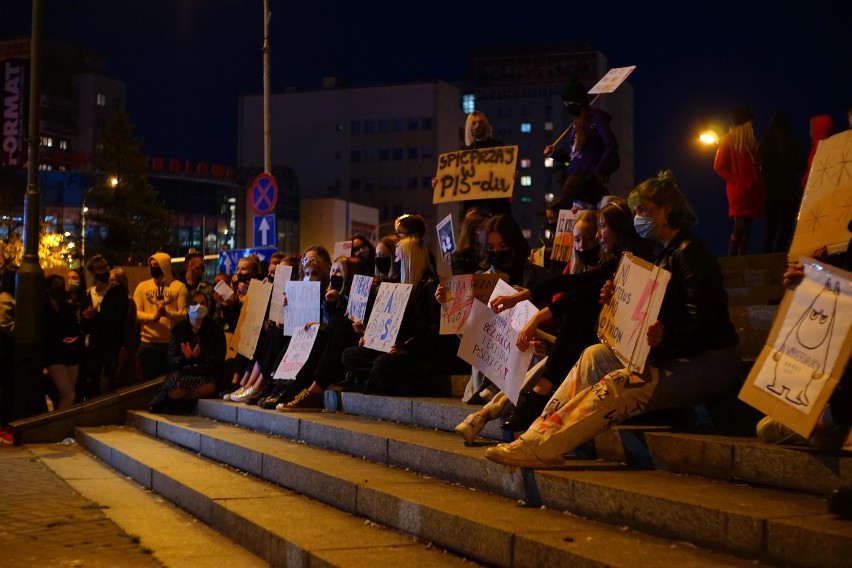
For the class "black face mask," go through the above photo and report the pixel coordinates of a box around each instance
[236,273,252,283]
[329,275,344,292]
[149,266,163,278]
[352,246,370,260]
[488,250,515,269]
[375,256,392,274]
[574,247,600,266]
[93,271,111,283]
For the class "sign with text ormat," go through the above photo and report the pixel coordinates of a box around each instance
[433,145,518,204]
[739,257,852,438]
[237,279,273,359]
[597,253,670,373]
[363,282,413,352]
[457,300,533,405]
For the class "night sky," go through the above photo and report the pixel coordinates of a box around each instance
[2,1,851,254]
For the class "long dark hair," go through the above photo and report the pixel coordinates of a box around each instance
[483,215,530,269]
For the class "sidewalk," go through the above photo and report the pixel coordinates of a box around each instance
[0,444,162,568]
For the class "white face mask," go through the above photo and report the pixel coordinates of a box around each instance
[188,304,208,326]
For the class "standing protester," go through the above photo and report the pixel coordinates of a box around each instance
[0,268,16,437]
[759,110,806,253]
[180,251,214,299]
[714,106,765,256]
[80,255,129,397]
[134,253,188,380]
[44,275,84,410]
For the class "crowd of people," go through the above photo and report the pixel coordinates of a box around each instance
[0,77,848,468]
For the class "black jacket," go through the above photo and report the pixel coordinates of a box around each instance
[80,283,129,351]
[167,317,227,383]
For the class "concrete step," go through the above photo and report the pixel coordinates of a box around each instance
[718,253,789,275]
[191,399,852,567]
[75,425,474,567]
[337,392,851,497]
[115,409,762,567]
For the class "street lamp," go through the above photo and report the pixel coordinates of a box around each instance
[81,176,118,260]
[699,130,720,145]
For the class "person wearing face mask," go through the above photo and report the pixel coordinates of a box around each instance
[450,207,491,276]
[133,252,189,380]
[544,76,620,184]
[350,234,376,273]
[485,171,741,469]
[44,275,84,410]
[80,254,130,398]
[148,291,226,413]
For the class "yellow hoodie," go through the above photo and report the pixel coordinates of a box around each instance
[133,252,188,344]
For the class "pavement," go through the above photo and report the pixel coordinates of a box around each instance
[0,442,266,568]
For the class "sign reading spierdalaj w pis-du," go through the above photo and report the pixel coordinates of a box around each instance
[433,146,518,204]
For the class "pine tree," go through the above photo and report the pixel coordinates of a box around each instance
[88,111,173,265]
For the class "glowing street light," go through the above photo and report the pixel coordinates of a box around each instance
[699,130,720,145]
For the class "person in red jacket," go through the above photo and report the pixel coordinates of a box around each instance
[713,106,765,256]
[801,113,834,189]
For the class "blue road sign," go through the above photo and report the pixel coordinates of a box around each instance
[250,173,278,215]
[218,247,278,275]
[253,214,276,248]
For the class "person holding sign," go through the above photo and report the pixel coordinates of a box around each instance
[486,171,741,468]
[451,207,491,275]
[544,76,620,183]
[342,235,456,396]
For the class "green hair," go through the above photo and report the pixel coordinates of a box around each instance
[627,170,697,230]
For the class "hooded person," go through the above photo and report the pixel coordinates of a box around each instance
[134,252,189,379]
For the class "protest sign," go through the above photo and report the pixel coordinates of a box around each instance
[273,324,320,380]
[363,282,413,352]
[739,257,852,438]
[433,145,518,204]
[237,279,273,359]
[789,130,852,260]
[488,278,538,331]
[346,274,373,322]
[457,300,533,404]
[531,246,545,267]
[439,273,507,335]
[597,253,670,373]
[588,66,637,94]
[268,264,293,325]
[332,240,352,260]
[437,214,456,256]
[283,280,320,337]
[213,279,233,301]
[550,209,577,262]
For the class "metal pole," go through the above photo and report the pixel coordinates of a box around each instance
[80,193,87,260]
[13,0,46,421]
[262,0,271,174]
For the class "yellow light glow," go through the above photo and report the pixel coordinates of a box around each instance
[699,130,720,145]
[108,176,119,187]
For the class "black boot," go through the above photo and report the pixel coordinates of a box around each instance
[501,390,550,432]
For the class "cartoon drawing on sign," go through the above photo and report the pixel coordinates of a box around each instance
[766,278,839,406]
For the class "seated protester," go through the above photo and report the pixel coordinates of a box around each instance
[485,171,742,468]
[478,200,653,436]
[299,245,332,279]
[148,291,226,413]
[395,213,438,269]
[340,234,453,397]
[232,253,329,404]
[373,236,398,284]
[450,214,551,404]
[228,253,290,404]
[215,255,261,393]
[274,256,370,411]
[450,207,490,275]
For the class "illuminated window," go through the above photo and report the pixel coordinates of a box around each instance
[520,176,532,187]
[544,157,554,168]
[96,93,106,107]
[520,158,531,169]
[544,122,553,131]
[59,140,67,150]
[520,123,531,133]
[462,94,475,114]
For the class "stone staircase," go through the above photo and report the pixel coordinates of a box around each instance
[70,391,851,567]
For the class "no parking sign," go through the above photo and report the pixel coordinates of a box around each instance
[250,173,278,215]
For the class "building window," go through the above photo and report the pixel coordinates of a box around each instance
[96,93,106,107]
[336,123,344,131]
[351,179,362,193]
[544,122,554,131]
[462,94,475,114]
[520,123,532,133]
[365,177,376,191]
[364,120,375,134]
[351,120,362,135]
[59,140,68,150]
[379,148,390,161]
[408,117,419,130]
[393,175,403,190]
[379,177,389,190]
[364,148,375,162]
[544,157,554,168]
[392,147,403,161]
[379,119,390,133]
[520,158,531,169]
[421,146,434,159]
[421,176,432,189]
[407,176,418,189]
[350,149,361,162]
[520,176,532,187]
[407,146,418,160]
[393,118,404,132]
[421,116,433,130]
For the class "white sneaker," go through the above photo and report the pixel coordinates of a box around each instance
[756,416,807,445]
[455,412,487,443]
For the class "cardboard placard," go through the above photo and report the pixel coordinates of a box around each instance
[283,281,320,337]
[273,324,320,380]
[432,145,518,204]
[789,130,852,260]
[345,274,373,323]
[237,279,274,359]
[268,264,293,325]
[550,209,577,262]
[439,273,507,335]
[457,300,534,405]
[363,282,413,352]
[588,66,637,94]
[332,240,352,260]
[739,257,852,438]
[488,278,538,332]
[531,246,545,267]
[597,253,670,373]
